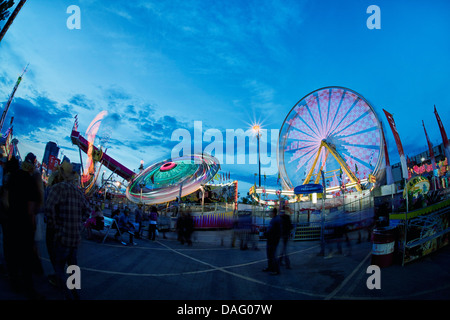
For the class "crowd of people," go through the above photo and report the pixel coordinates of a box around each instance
[0,152,168,300]
[0,151,366,300]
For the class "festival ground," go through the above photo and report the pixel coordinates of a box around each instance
[1,225,449,301]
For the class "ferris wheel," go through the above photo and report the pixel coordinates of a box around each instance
[277,86,384,193]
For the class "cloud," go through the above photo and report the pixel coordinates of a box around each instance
[6,96,72,138]
[103,85,131,102]
[132,0,305,75]
[68,94,95,110]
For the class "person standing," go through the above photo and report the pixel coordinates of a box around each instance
[134,204,144,238]
[176,211,186,244]
[263,207,282,275]
[4,153,43,299]
[148,206,158,241]
[45,161,90,299]
[279,206,293,269]
[184,211,194,246]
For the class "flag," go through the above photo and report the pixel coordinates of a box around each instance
[422,120,437,171]
[434,105,450,162]
[381,125,394,185]
[383,109,408,180]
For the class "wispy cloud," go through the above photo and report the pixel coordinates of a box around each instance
[132,0,306,74]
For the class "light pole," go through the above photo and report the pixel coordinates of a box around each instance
[252,124,261,187]
[139,182,145,204]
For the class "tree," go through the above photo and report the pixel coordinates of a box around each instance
[0,0,15,22]
[240,194,256,205]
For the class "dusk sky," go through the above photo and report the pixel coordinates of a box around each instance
[1,0,449,196]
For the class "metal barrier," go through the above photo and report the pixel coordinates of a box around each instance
[397,204,450,265]
[294,222,322,241]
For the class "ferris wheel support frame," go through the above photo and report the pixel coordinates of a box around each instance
[303,140,362,192]
[313,149,329,185]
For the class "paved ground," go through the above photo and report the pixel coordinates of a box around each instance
[1,226,450,303]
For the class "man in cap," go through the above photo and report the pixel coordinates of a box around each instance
[45,160,90,299]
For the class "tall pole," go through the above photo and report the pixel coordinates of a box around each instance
[402,177,408,266]
[0,63,29,132]
[257,131,261,187]
[252,124,262,187]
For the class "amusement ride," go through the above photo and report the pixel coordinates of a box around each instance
[250,86,384,206]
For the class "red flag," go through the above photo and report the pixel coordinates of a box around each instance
[434,105,450,162]
[383,109,408,179]
[422,120,436,170]
[381,125,393,185]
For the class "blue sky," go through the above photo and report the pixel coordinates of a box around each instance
[1,0,449,197]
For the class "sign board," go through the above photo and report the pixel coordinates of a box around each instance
[294,183,323,194]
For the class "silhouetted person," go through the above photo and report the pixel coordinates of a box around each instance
[279,206,293,269]
[4,153,43,299]
[263,208,282,275]
[45,160,90,299]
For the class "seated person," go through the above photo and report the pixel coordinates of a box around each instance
[84,206,104,239]
[115,209,136,245]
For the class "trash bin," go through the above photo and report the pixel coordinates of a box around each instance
[371,226,397,268]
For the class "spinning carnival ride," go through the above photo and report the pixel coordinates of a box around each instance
[127,154,220,204]
[277,86,384,199]
[71,113,220,205]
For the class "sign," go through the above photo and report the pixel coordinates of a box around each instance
[294,183,323,195]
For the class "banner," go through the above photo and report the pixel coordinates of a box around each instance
[434,105,450,162]
[383,109,408,179]
[48,155,60,173]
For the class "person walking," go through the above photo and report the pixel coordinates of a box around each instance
[45,160,90,299]
[263,207,282,275]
